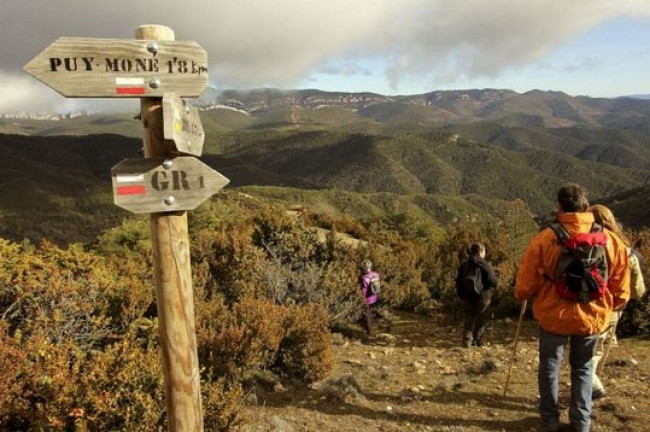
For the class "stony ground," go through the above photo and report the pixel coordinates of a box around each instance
[233,309,650,432]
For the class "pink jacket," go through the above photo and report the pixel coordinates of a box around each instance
[359,270,379,305]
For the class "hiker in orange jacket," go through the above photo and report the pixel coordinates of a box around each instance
[515,184,630,432]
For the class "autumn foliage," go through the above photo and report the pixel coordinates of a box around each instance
[2,192,649,430]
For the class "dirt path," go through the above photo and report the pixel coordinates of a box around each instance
[234,310,650,431]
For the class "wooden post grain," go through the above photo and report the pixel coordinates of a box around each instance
[136,24,204,432]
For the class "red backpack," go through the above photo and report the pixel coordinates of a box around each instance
[550,222,609,303]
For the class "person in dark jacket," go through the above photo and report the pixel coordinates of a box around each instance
[455,242,498,347]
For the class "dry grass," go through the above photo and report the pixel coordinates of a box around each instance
[234,309,650,431]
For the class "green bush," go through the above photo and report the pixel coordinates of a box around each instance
[422,201,537,318]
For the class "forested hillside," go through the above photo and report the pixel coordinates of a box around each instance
[2,88,650,430]
[3,89,650,235]
[1,126,649,246]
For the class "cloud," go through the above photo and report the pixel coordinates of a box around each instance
[381,0,650,87]
[562,57,603,73]
[0,73,138,114]
[2,0,650,112]
[316,63,372,76]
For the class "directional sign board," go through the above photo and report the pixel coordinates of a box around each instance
[163,92,204,156]
[24,37,208,97]
[112,157,229,214]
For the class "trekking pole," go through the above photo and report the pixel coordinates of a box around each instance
[597,323,616,376]
[490,310,495,345]
[503,299,527,397]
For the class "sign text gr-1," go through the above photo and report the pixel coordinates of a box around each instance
[111,157,229,214]
[23,37,208,97]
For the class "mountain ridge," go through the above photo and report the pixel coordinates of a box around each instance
[2,87,650,244]
[5,88,650,131]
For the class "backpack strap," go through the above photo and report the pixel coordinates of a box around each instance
[549,222,570,245]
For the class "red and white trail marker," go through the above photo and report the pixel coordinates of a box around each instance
[115,173,147,195]
[115,77,146,95]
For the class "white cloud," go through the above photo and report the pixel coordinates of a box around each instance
[562,57,603,73]
[381,0,650,87]
[0,73,83,114]
[0,73,137,114]
[1,0,650,112]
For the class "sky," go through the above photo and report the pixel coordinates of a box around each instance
[1,0,650,114]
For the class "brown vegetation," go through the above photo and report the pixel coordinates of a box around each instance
[1,192,649,430]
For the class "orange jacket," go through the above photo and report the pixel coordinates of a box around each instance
[515,212,630,335]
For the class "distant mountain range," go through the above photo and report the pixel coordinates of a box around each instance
[4,88,650,131]
[1,88,650,244]
[193,88,650,131]
[620,94,650,100]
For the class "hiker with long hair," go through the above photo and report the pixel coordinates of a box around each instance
[515,184,630,432]
[589,204,646,399]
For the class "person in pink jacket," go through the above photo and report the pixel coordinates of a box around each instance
[359,259,379,336]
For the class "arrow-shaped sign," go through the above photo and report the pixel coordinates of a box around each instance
[24,37,208,97]
[112,157,229,214]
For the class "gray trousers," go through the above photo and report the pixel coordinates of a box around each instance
[538,328,598,432]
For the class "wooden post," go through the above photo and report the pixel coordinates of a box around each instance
[136,24,204,432]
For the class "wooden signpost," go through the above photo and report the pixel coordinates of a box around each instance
[112,157,229,214]
[163,92,205,156]
[23,37,208,97]
[24,24,223,432]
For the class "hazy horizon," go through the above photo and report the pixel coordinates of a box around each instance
[3,85,650,116]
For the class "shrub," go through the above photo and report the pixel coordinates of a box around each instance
[197,296,333,385]
[422,202,537,318]
[0,336,82,429]
[274,303,333,383]
[94,218,151,259]
[204,297,285,379]
[78,337,165,431]
[201,376,243,431]
[361,239,430,310]
[0,326,164,431]
[192,225,265,305]
[0,322,30,427]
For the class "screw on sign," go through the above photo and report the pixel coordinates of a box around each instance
[112,157,230,214]
[23,37,208,97]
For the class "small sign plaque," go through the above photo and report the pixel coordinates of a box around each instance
[163,92,204,156]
